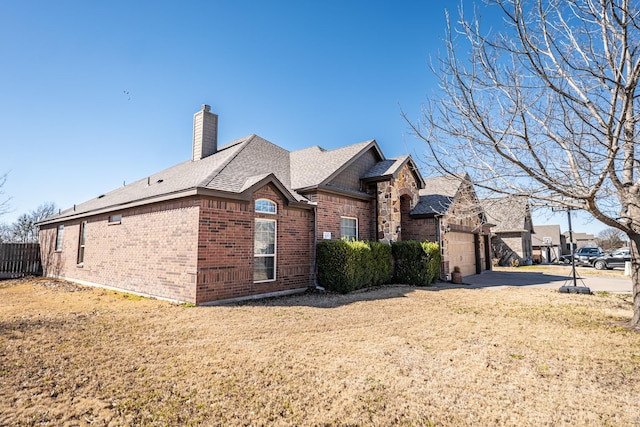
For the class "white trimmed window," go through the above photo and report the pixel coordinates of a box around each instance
[77,221,87,265]
[341,217,358,241]
[55,225,64,252]
[254,219,276,282]
[255,199,276,214]
[108,214,122,224]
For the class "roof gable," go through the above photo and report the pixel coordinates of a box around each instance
[531,224,562,246]
[204,135,293,193]
[325,147,380,193]
[362,155,425,189]
[290,140,382,190]
[411,175,467,216]
[482,196,532,233]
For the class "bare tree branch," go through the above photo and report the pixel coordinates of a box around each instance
[0,173,10,218]
[408,0,640,326]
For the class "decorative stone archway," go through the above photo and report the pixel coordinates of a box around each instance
[376,164,421,242]
[399,195,412,241]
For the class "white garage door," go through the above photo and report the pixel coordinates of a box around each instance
[448,232,476,277]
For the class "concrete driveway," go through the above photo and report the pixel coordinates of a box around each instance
[435,270,632,293]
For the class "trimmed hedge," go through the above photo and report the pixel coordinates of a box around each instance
[316,239,440,293]
[316,240,392,293]
[391,241,441,286]
[421,241,442,285]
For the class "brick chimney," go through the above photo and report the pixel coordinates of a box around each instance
[192,104,218,161]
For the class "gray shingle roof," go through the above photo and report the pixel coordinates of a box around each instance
[205,135,293,193]
[290,140,376,190]
[482,196,531,232]
[42,135,309,224]
[410,175,463,216]
[41,133,424,226]
[361,156,406,179]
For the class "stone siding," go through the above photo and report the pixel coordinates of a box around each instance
[377,164,421,242]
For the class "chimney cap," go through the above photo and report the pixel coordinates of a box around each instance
[202,104,211,112]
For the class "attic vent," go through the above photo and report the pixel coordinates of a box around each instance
[156,179,164,184]
[97,194,105,199]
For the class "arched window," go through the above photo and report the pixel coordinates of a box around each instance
[255,199,276,214]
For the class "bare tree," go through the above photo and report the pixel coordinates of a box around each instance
[4,203,57,243]
[406,0,640,327]
[0,223,10,243]
[0,173,9,218]
[595,227,627,252]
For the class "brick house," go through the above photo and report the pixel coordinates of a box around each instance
[562,231,596,254]
[531,224,563,263]
[482,196,534,266]
[38,105,490,304]
[406,175,492,278]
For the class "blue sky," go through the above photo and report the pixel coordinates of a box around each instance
[0,1,603,236]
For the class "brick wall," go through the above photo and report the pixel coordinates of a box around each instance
[40,199,200,302]
[40,188,315,305]
[401,216,438,242]
[195,184,314,304]
[307,191,375,241]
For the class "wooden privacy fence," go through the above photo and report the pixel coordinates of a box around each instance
[0,243,42,278]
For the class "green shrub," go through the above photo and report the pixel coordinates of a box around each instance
[421,241,442,284]
[391,240,441,286]
[316,240,392,293]
[316,239,439,293]
[368,241,393,285]
[317,240,352,293]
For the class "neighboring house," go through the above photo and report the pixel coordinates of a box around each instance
[404,175,492,278]
[483,196,534,266]
[39,105,488,305]
[531,224,562,263]
[562,232,596,254]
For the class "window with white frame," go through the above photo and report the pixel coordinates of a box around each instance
[341,217,358,241]
[255,199,276,214]
[77,221,87,265]
[254,219,276,281]
[55,225,64,252]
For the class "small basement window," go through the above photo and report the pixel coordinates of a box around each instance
[108,214,122,224]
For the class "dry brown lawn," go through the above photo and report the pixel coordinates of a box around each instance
[2,277,640,426]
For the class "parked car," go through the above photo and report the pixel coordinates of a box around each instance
[592,248,631,270]
[559,253,572,264]
[575,246,605,266]
[561,246,604,266]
